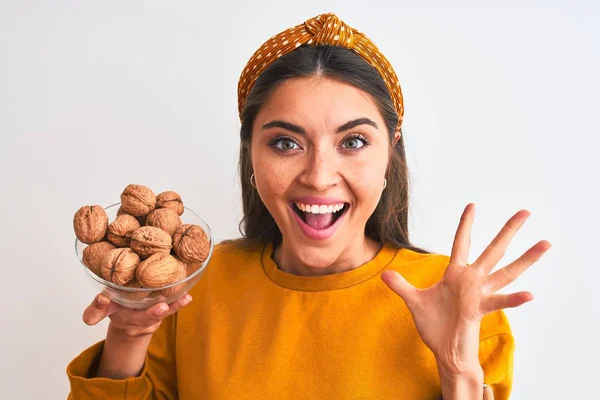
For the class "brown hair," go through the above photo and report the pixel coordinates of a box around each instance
[234,45,431,254]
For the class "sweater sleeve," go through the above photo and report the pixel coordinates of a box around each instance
[476,307,515,400]
[478,332,515,400]
[66,313,178,400]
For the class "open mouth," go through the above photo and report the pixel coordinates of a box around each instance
[290,202,349,230]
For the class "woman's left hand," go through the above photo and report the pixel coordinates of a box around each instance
[381,203,551,375]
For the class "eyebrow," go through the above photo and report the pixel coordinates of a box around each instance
[260,117,378,134]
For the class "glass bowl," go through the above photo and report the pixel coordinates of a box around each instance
[75,202,214,309]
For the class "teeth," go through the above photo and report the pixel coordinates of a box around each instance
[295,202,345,214]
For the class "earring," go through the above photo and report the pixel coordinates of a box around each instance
[250,173,257,189]
[383,178,387,190]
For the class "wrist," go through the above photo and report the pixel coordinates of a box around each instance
[97,324,153,379]
[437,363,484,400]
[435,355,482,377]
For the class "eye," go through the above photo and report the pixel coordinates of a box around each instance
[269,136,300,151]
[341,135,369,150]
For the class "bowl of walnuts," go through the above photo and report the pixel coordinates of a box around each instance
[73,184,214,309]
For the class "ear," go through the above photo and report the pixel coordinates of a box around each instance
[394,130,401,144]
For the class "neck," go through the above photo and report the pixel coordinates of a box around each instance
[273,235,382,276]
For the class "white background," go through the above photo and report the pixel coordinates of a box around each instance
[1,0,598,398]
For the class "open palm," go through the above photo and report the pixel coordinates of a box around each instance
[381,203,551,373]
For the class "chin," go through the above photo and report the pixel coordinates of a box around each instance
[272,199,361,269]
[284,235,345,269]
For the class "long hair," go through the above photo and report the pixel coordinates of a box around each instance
[235,45,431,254]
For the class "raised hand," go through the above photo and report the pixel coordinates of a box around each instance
[83,293,192,337]
[381,203,551,374]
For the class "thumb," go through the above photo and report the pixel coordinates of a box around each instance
[381,270,418,309]
[82,293,121,326]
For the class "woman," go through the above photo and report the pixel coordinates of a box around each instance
[67,13,550,399]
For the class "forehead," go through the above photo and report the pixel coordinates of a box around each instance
[254,76,383,130]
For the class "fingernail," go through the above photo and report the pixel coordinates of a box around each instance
[155,304,169,315]
[98,295,109,306]
[180,295,192,306]
[528,293,535,302]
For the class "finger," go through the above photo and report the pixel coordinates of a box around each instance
[483,291,534,314]
[474,209,531,275]
[161,294,193,318]
[110,294,193,329]
[119,295,193,336]
[486,240,551,292]
[449,203,475,267]
[109,302,168,329]
[82,294,121,326]
[381,270,419,310]
[143,294,193,321]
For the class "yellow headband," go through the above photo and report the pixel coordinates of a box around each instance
[237,12,404,132]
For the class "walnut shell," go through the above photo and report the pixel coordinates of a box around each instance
[160,257,187,297]
[107,214,140,247]
[130,226,172,259]
[117,205,146,225]
[73,205,109,244]
[145,208,182,237]
[186,262,201,277]
[82,241,115,277]
[101,247,140,285]
[122,279,150,301]
[136,252,182,288]
[120,184,156,217]
[156,191,184,216]
[173,224,210,263]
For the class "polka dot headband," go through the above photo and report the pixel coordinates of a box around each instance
[237,12,405,133]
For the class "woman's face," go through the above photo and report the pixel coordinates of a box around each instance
[251,76,390,269]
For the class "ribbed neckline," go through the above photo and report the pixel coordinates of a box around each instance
[261,242,399,292]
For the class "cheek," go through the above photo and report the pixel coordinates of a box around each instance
[343,156,387,192]
[252,153,293,204]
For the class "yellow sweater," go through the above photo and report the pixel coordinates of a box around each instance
[67,241,514,399]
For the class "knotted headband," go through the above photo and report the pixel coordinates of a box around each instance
[237,12,405,132]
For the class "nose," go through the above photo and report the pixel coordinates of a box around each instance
[297,146,340,191]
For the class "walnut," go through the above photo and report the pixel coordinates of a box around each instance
[107,214,140,247]
[145,208,182,237]
[73,205,109,244]
[117,205,146,225]
[82,241,115,277]
[185,262,200,277]
[101,247,140,285]
[156,191,184,216]
[173,224,210,263]
[130,226,172,259]
[122,279,150,301]
[160,257,187,297]
[136,252,182,288]
[120,184,156,217]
